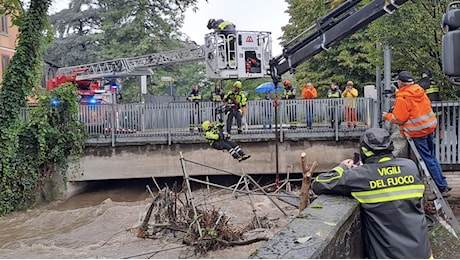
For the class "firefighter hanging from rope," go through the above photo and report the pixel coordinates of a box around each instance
[201,120,251,162]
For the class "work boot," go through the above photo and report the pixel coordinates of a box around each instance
[237,156,244,162]
[237,128,243,134]
[241,154,251,161]
[442,190,452,198]
[426,190,451,201]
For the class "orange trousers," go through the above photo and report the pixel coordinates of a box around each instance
[345,107,357,127]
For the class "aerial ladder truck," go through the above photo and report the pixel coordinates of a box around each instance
[46,30,273,104]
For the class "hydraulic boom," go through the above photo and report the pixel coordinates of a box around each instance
[269,0,408,83]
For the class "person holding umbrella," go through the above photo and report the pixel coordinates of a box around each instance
[262,91,273,130]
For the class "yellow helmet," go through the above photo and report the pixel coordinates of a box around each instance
[202,120,211,131]
[233,81,242,89]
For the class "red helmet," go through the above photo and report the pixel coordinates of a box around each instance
[283,80,291,86]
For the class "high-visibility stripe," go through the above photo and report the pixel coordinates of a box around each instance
[314,166,344,182]
[351,184,425,203]
[401,111,437,133]
[425,87,439,94]
[378,157,392,162]
[361,146,374,157]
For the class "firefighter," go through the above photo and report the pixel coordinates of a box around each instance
[201,120,250,162]
[210,82,225,121]
[207,18,236,62]
[327,82,343,129]
[187,84,202,132]
[419,68,440,102]
[281,79,297,129]
[419,68,443,140]
[311,127,432,259]
[223,81,247,135]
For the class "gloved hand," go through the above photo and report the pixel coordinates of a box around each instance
[219,118,224,123]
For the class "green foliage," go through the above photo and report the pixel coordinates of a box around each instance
[1,84,86,216]
[0,0,85,216]
[281,0,460,99]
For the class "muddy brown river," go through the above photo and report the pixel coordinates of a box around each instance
[0,179,298,259]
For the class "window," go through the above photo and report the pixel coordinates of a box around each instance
[1,55,10,72]
[0,15,8,34]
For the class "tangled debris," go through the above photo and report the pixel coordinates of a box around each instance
[137,184,276,256]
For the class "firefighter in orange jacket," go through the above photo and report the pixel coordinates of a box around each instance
[312,128,431,259]
[383,71,450,197]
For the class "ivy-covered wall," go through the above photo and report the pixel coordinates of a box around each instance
[0,0,86,216]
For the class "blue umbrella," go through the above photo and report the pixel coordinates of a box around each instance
[255,82,284,93]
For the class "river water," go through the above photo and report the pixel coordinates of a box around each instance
[0,179,298,259]
[0,180,195,259]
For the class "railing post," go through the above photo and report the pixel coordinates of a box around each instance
[110,103,116,147]
[167,103,171,146]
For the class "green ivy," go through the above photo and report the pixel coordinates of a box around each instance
[0,0,86,216]
[0,84,87,216]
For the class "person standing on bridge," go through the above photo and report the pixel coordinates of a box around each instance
[383,71,451,198]
[187,84,202,132]
[223,80,247,136]
[311,127,432,259]
[201,120,250,162]
[327,82,343,129]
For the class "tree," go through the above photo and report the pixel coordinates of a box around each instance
[280,0,460,99]
[281,0,377,96]
[43,0,104,67]
[0,0,54,215]
[368,0,460,99]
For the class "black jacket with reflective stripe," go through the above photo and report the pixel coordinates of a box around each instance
[311,155,431,259]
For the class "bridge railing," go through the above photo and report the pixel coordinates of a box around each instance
[79,98,376,145]
[21,98,460,164]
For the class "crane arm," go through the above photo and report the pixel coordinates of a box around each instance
[269,0,408,83]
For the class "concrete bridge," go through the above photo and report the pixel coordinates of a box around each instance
[69,137,361,181]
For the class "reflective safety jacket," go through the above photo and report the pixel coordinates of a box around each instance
[210,88,224,102]
[384,83,437,138]
[311,156,431,259]
[282,85,296,100]
[224,90,247,110]
[419,76,440,102]
[213,19,236,37]
[327,88,342,98]
[187,89,202,103]
[204,122,225,145]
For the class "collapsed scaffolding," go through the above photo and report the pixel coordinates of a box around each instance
[135,152,318,256]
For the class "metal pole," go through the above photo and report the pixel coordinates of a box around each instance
[273,80,280,182]
[383,43,392,130]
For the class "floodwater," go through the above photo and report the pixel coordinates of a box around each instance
[0,180,192,259]
[0,178,298,259]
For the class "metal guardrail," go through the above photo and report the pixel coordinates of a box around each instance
[22,98,459,165]
[80,98,375,145]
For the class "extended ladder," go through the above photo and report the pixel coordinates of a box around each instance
[404,132,460,238]
[55,45,206,81]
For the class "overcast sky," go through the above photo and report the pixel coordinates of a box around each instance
[50,0,290,55]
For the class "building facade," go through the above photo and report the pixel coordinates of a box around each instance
[0,14,19,83]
